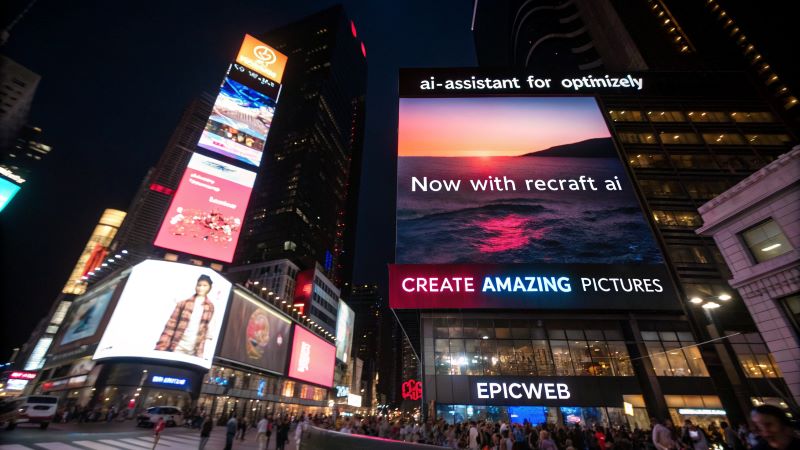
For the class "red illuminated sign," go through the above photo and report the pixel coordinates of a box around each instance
[154,153,256,262]
[294,269,314,305]
[402,379,422,401]
[9,371,37,380]
[288,326,335,388]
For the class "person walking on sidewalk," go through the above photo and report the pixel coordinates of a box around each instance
[199,414,213,450]
[257,415,270,450]
[225,415,238,450]
[152,417,166,450]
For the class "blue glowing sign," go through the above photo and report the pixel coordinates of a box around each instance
[0,178,21,213]
[151,375,188,386]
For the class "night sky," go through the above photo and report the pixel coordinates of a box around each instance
[0,0,477,359]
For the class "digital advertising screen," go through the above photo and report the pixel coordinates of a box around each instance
[288,326,335,388]
[235,34,288,84]
[59,281,118,346]
[154,153,256,263]
[93,260,232,369]
[197,74,278,167]
[219,289,291,374]
[392,72,677,311]
[0,177,21,213]
[334,300,355,363]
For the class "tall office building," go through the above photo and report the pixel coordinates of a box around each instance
[235,6,368,288]
[0,56,40,153]
[346,284,385,408]
[414,0,800,424]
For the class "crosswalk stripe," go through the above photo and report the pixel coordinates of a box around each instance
[155,437,197,444]
[34,444,84,450]
[73,442,119,450]
[118,439,168,448]
[98,440,149,450]
[0,445,35,450]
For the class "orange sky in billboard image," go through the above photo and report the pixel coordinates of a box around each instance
[398,97,611,157]
[236,34,288,83]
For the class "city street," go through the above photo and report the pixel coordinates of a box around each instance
[0,421,290,450]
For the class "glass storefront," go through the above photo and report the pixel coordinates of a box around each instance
[435,404,628,427]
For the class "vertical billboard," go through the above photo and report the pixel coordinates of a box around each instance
[219,289,291,374]
[288,326,335,388]
[93,260,232,369]
[154,153,256,263]
[59,282,118,345]
[0,177,21,212]
[335,300,355,363]
[391,92,677,310]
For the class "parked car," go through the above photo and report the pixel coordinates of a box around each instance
[0,395,59,430]
[137,406,183,427]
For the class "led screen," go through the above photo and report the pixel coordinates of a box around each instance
[219,289,291,374]
[392,95,677,310]
[288,326,335,388]
[93,260,231,369]
[334,300,355,363]
[59,281,117,345]
[0,177,21,213]
[154,153,256,262]
[235,34,288,84]
[197,75,277,166]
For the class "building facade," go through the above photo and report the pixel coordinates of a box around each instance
[697,146,800,407]
[236,6,367,288]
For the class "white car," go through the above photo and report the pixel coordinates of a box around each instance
[0,395,59,429]
[137,406,184,427]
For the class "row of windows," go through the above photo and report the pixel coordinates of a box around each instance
[628,152,769,171]
[205,366,327,401]
[609,110,776,123]
[638,179,731,200]
[618,131,791,146]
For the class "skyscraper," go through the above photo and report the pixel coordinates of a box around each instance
[235,6,368,288]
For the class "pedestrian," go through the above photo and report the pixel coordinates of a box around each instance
[225,415,238,450]
[257,415,269,450]
[277,419,290,450]
[750,405,800,450]
[199,414,213,450]
[239,416,248,441]
[152,417,166,450]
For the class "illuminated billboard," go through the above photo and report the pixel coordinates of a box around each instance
[219,289,291,374]
[62,209,126,295]
[154,153,256,262]
[197,74,278,166]
[236,34,288,84]
[59,281,118,345]
[288,326,335,388]
[0,177,21,213]
[335,300,355,363]
[94,260,231,369]
[392,94,677,310]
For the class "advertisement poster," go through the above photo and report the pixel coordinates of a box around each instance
[288,326,335,387]
[93,260,232,369]
[197,75,278,167]
[154,153,256,262]
[393,96,675,310]
[334,300,354,363]
[219,289,291,374]
[235,34,288,84]
[60,282,117,345]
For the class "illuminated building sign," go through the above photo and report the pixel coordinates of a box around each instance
[393,74,677,312]
[9,371,37,380]
[476,381,570,400]
[6,379,28,390]
[677,408,726,416]
[62,209,126,295]
[402,379,422,401]
[151,375,188,386]
[235,34,288,84]
[288,326,335,388]
[0,177,21,213]
[467,377,638,406]
[154,153,256,262]
[390,264,676,310]
[347,393,362,407]
[335,386,350,397]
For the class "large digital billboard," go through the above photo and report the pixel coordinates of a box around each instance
[235,34,288,84]
[0,177,21,213]
[288,326,335,388]
[219,289,291,374]
[197,73,278,166]
[334,300,355,363]
[93,260,232,369]
[59,281,118,345]
[392,94,677,310]
[154,153,256,262]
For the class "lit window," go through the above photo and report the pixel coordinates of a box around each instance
[647,111,686,122]
[702,133,745,145]
[608,110,644,122]
[746,134,792,146]
[687,111,729,122]
[740,219,793,263]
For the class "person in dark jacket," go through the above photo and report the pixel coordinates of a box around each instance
[276,418,290,450]
[224,415,237,450]
[199,415,213,450]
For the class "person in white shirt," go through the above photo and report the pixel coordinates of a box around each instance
[256,415,269,450]
[469,422,480,450]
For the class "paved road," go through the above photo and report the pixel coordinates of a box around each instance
[0,422,292,450]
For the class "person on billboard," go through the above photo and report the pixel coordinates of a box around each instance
[154,275,216,358]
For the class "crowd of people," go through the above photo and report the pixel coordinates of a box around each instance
[202,404,797,450]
